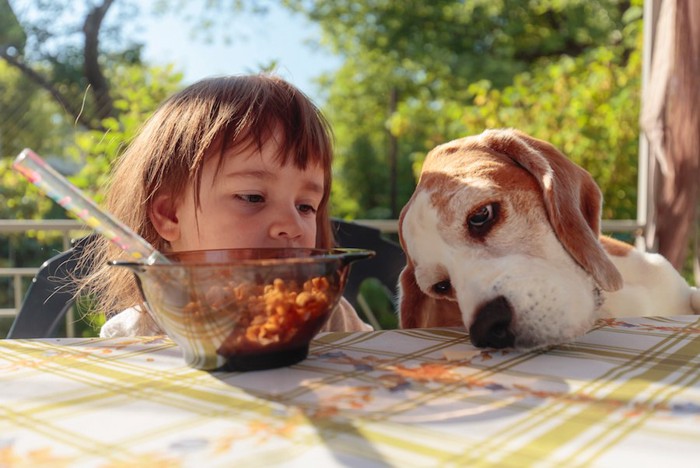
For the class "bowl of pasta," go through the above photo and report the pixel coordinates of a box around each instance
[110,248,373,371]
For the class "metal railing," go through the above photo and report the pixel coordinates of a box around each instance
[356,218,644,236]
[0,217,642,330]
[0,220,90,336]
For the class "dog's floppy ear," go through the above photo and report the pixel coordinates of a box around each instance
[398,262,463,328]
[480,129,623,292]
[398,201,464,328]
[398,262,427,328]
[397,199,429,328]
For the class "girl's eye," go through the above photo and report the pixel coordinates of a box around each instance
[297,204,317,214]
[236,194,264,204]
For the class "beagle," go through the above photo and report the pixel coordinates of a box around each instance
[398,128,700,349]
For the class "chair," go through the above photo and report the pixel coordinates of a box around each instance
[6,234,97,338]
[331,219,405,328]
[6,219,405,338]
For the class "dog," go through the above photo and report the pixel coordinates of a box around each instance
[398,128,700,350]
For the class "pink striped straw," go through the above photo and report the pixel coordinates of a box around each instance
[13,148,169,264]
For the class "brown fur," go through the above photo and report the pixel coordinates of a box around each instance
[600,235,635,257]
[479,130,623,292]
[398,261,463,328]
[399,129,624,330]
[400,129,700,337]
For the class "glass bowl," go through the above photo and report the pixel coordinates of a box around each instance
[110,248,374,371]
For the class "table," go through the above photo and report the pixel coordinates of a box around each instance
[2,315,700,467]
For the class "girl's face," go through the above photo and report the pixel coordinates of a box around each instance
[151,135,325,251]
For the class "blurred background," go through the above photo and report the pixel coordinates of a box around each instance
[1,0,697,336]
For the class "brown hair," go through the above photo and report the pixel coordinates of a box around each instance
[78,74,335,318]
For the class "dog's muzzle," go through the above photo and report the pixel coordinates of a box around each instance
[469,296,515,348]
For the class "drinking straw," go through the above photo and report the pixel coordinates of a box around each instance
[13,148,170,264]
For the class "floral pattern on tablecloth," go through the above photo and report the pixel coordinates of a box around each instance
[295,346,700,422]
[1,315,700,467]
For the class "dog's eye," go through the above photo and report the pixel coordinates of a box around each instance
[469,204,494,226]
[467,202,500,238]
[432,280,452,296]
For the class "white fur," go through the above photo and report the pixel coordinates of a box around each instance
[401,160,699,349]
[403,191,600,348]
[603,249,700,317]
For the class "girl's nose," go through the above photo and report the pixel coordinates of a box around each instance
[268,211,304,242]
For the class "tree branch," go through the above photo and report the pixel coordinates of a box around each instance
[83,0,116,122]
[0,47,97,130]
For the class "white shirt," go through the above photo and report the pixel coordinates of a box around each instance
[100,297,373,338]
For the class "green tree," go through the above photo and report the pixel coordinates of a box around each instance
[0,0,134,131]
[0,0,262,184]
[455,40,643,221]
[0,0,261,134]
[285,0,643,221]
[71,63,184,198]
[0,61,75,160]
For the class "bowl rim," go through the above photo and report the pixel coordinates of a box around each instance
[108,247,375,268]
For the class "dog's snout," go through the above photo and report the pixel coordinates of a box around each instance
[469,296,515,349]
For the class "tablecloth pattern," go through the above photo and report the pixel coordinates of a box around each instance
[1,315,700,467]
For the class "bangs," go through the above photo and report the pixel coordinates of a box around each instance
[217,76,333,171]
[156,75,335,215]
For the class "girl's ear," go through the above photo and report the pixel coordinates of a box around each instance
[149,193,181,242]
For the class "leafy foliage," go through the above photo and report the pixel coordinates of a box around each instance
[288,0,643,222]
[456,45,642,220]
[71,64,184,200]
[0,61,75,160]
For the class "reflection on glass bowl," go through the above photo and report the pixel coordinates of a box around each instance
[110,248,374,371]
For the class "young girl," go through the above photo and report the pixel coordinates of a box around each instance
[78,74,372,336]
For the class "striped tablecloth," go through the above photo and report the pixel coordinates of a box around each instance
[1,315,700,467]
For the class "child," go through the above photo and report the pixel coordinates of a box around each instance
[77,74,372,336]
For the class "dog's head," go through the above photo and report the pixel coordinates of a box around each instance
[398,128,622,349]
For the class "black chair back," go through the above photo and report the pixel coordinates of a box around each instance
[7,235,97,338]
[331,219,405,319]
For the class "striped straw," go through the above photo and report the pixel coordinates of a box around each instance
[13,148,170,264]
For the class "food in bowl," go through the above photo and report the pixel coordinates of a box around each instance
[213,276,332,352]
[110,248,374,371]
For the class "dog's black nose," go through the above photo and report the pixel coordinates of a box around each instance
[469,296,515,348]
